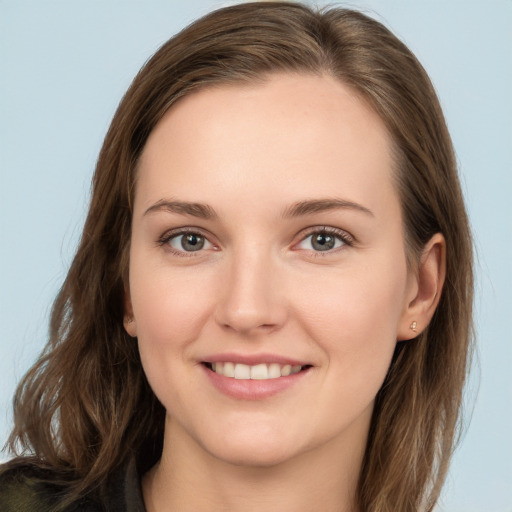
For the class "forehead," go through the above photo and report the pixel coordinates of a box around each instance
[136,73,397,220]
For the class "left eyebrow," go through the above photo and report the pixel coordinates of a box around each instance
[282,198,374,218]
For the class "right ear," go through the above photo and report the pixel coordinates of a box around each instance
[123,287,137,338]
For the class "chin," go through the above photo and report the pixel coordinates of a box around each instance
[212,443,298,468]
[202,427,306,468]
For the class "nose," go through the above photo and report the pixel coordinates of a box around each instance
[214,248,287,336]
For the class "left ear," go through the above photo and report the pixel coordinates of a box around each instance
[397,233,446,341]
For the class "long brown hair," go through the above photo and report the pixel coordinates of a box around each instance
[5,3,473,511]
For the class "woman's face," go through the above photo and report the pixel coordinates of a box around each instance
[126,73,418,467]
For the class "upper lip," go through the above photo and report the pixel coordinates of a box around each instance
[201,352,311,367]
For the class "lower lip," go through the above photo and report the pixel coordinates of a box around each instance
[202,364,311,400]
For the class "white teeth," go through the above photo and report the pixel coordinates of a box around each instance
[234,363,251,379]
[281,364,291,376]
[268,363,281,379]
[250,363,268,380]
[209,362,304,380]
[223,362,235,378]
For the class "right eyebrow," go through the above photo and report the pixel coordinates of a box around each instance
[143,199,217,219]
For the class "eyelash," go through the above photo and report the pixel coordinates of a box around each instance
[157,227,214,257]
[157,226,354,257]
[296,226,354,255]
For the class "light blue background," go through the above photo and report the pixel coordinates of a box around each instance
[1,1,511,510]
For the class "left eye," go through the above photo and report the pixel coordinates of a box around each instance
[297,231,346,252]
[167,233,213,252]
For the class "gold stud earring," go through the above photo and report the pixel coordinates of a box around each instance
[410,321,418,333]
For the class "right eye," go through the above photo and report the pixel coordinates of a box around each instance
[164,231,214,254]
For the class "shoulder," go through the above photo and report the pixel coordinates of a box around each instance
[0,458,146,512]
[0,463,101,512]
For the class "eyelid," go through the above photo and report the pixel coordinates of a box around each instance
[156,225,354,256]
[157,227,217,256]
[293,226,355,252]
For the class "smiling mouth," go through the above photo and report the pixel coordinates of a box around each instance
[203,362,312,380]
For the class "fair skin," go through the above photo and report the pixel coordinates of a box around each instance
[124,73,445,512]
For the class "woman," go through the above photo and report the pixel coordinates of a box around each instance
[0,2,473,511]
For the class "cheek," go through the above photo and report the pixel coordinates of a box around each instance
[128,261,219,407]
[130,261,215,343]
[298,261,406,338]
[292,254,408,392]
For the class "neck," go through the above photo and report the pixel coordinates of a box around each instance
[142,416,367,512]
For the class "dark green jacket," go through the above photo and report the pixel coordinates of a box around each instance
[0,459,146,512]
